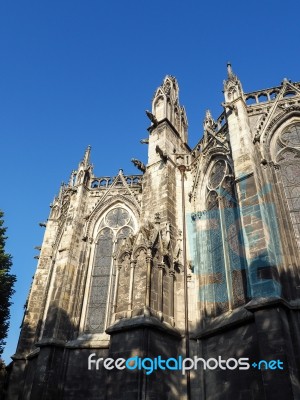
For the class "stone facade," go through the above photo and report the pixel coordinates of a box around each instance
[5,66,300,399]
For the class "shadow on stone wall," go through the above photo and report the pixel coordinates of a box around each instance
[189,256,300,400]
[8,255,300,399]
[3,305,76,400]
[4,306,191,400]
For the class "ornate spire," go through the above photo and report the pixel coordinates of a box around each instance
[223,62,243,102]
[74,145,93,186]
[225,62,238,84]
[82,145,91,167]
[203,109,216,131]
[151,75,188,143]
[77,144,92,171]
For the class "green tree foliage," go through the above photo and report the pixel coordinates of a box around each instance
[0,211,16,357]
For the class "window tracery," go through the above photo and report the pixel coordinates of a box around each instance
[85,206,135,333]
[276,123,300,249]
[196,159,246,317]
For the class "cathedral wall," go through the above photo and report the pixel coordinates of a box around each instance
[6,74,300,400]
[63,348,109,400]
[106,326,182,400]
[195,321,264,400]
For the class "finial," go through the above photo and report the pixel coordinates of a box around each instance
[205,109,212,120]
[82,145,91,166]
[68,170,77,186]
[203,109,215,130]
[223,62,243,95]
[227,62,234,78]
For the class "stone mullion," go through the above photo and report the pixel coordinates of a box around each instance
[169,269,175,326]
[145,250,152,314]
[200,221,210,319]
[208,219,218,318]
[218,196,234,311]
[112,263,121,315]
[157,263,164,320]
[128,259,136,317]
[104,238,117,331]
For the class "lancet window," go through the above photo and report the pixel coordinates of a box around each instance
[85,206,135,333]
[196,159,246,316]
[275,123,300,249]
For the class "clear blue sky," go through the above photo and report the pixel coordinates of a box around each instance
[1,0,299,363]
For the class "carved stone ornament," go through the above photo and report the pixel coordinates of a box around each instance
[131,158,146,173]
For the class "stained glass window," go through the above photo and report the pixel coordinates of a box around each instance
[85,207,135,333]
[209,160,226,189]
[276,123,300,249]
[280,124,300,147]
[196,160,245,317]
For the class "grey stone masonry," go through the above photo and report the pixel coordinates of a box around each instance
[5,66,300,399]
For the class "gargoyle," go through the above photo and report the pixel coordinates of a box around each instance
[140,138,149,144]
[145,110,158,126]
[131,158,146,173]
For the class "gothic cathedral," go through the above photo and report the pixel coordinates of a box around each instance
[6,65,300,399]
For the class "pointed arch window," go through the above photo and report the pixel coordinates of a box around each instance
[196,159,246,317]
[276,123,300,249]
[85,207,135,333]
